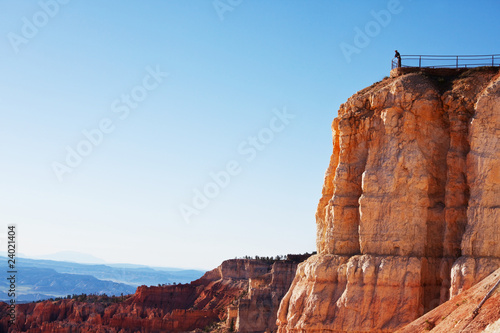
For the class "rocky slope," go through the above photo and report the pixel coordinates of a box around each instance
[396,267,500,333]
[277,67,500,332]
[1,258,304,332]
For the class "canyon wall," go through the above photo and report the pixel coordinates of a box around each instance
[277,68,500,332]
[228,261,300,332]
[1,258,301,333]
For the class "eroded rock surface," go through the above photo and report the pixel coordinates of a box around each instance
[278,68,500,332]
[1,259,301,333]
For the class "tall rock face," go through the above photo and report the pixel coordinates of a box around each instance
[277,68,500,332]
[228,261,300,332]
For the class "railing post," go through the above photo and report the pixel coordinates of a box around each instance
[493,55,495,66]
[419,56,421,68]
[456,56,459,68]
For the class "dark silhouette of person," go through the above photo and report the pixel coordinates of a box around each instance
[394,50,401,68]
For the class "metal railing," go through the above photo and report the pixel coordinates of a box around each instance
[391,54,500,69]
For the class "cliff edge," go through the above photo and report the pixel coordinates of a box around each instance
[277,67,500,332]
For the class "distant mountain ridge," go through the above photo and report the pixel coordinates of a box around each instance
[0,256,205,302]
[0,266,135,302]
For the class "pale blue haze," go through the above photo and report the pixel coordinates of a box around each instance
[0,0,498,269]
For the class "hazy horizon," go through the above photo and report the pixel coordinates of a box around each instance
[15,250,206,270]
[1,0,499,270]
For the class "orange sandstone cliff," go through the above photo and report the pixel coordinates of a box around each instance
[277,68,500,332]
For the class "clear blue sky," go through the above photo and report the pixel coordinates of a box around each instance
[0,0,499,270]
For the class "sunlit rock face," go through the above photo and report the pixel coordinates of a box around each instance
[277,68,500,332]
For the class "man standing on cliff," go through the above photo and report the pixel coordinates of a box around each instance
[395,50,401,67]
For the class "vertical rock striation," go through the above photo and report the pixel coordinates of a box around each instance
[277,68,500,332]
[232,261,300,332]
[451,74,500,298]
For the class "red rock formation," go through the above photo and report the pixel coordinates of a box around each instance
[231,261,299,332]
[0,258,302,333]
[277,68,500,332]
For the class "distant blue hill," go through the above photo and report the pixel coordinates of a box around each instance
[0,266,135,302]
[0,257,205,302]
